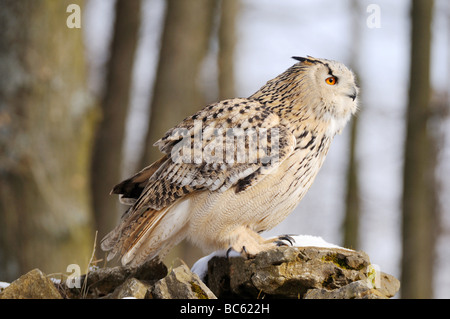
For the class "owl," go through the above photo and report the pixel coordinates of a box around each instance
[101,56,359,266]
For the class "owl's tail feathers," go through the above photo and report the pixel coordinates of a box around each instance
[100,206,164,265]
[100,198,191,267]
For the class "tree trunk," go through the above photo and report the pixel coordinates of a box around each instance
[342,0,362,250]
[0,0,96,281]
[141,0,217,166]
[90,0,141,241]
[342,115,360,249]
[401,0,436,299]
[139,0,217,266]
[217,0,240,100]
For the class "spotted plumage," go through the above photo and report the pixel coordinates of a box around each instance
[101,56,358,266]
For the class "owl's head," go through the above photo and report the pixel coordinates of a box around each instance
[250,56,359,135]
[291,56,359,133]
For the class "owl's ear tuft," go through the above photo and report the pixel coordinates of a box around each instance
[292,56,307,62]
[292,56,316,65]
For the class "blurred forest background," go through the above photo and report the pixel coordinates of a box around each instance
[0,0,448,299]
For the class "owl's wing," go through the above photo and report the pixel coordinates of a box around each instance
[120,98,296,212]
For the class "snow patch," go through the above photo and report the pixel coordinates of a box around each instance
[0,281,10,292]
[285,234,351,250]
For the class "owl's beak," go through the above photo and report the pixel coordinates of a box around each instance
[348,87,357,101]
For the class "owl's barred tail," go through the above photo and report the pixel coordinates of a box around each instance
[100,206,167,265]
[101,198,191,266]
[100,154,182,266]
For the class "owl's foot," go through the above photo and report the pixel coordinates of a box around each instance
[228,228,297,259]
[228,226,273,259]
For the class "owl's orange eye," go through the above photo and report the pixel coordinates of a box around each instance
[325,76,337,85]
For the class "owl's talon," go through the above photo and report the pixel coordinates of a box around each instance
[226,247,233,259]
[274,240,288,247]
[277,235,295,246]
[241,246,256,259]
[269,234,296,247]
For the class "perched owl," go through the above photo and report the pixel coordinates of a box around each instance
[101,56,358,266]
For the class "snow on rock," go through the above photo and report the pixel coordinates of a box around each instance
[284,234,352,250]
[0,281,10,292]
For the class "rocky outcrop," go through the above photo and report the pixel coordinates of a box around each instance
[0,246,399,299]
[60,258,168,299]
[0,268,62,299]
[151,264,216,299]
[204,246,399,299]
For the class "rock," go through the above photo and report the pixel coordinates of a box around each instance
[151,264,216,299]
[0,268,62,299]
[373,271,401,298]
[304,280,386,299]
[206,246,399,299]
[63,259,167,299]
[109,277,151,299]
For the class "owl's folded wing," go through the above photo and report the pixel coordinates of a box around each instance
[114,98,296,213]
